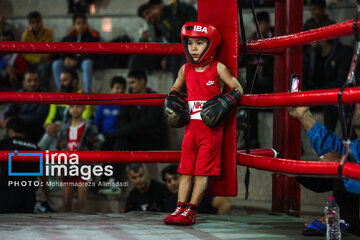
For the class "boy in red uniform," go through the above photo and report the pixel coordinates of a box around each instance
[163,22,244,225]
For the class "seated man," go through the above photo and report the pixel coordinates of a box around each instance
[38,69,93,150]
[105,69,166,151]
[0,30,28,90]
[0,70,48,143]
[162,164,231,214]
[289,105,360,235]
[125,164,169,212]
[21,11,53,90]
[52,13,100,93]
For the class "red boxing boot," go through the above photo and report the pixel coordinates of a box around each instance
[173,203,198,226]
[163,201,187,225]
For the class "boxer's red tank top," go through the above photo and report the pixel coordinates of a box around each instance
[185,61,221,101]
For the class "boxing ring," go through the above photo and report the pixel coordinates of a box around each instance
[1,0,360,238]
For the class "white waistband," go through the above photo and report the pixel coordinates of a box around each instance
[188,101,206,120]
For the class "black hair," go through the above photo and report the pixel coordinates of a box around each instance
[148,0,163,5]
[73,13,87,23]
[62,69,79,81]
[256,11,270,23]
[138,2,151,18]
[28,11,42,22]
[161,164,179,182]
[23,69,39,80]
[127,69,147,83]
[6,117,27,135]
[309,0,326,9]
[110,76,127,89]
[128,164,146,173]
[1,29,15,40]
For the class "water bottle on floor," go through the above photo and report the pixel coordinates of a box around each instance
[325,196,341,240]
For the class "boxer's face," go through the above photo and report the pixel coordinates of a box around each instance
[164,173,180,194]
[187,37,209,62]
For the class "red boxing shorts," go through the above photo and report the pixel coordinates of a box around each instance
[178,119,224,176]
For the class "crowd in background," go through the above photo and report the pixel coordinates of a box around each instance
[0,0,359,236]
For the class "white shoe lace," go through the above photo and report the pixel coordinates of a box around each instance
[181,208,191,217]
[171,206,183,216]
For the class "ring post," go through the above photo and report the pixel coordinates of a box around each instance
[272,0,303,217]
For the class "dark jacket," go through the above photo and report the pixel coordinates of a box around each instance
[248,28,275,94]
[125,179,169,212]
[303,15,335,31]
[3,88,49,142]
[159,1,197,43]
[107,88,166,150]
[60,28,100,65]
[302,40,353,90]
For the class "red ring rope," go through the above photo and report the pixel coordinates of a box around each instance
[3,149,359,181]
[0,149,276,163]
[0,42,183,55]
[1,87,360,107]
[0,19,358,56]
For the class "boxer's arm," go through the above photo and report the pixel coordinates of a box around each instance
[217,62,243,94]
[171,64,186,93]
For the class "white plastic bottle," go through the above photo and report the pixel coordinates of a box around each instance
[325,196,341,240]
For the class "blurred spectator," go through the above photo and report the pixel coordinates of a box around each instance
[21,11,53,90]
[0,15,5,34]
[104,69,166,151]
[103,34,131,69]
[246,11,275,149]
[52,13,100,93]
[249,11,274,94]
[125,164,169,212]
[0,70,49,143]
[144,0,196,43]
[304,0,335,31]
[67,0,94,14]
[0,30,29,91]
[128,2,166,72]
[0,117,51,213]
[95,76,126,195]
[303,1,342,132]
[0,14,13,36]
[38,69,93,150]
[94,76,126,135]
[57,104,102,212]
[140,0,197,79]
[303,39,352,132]
[162,164,231,214]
